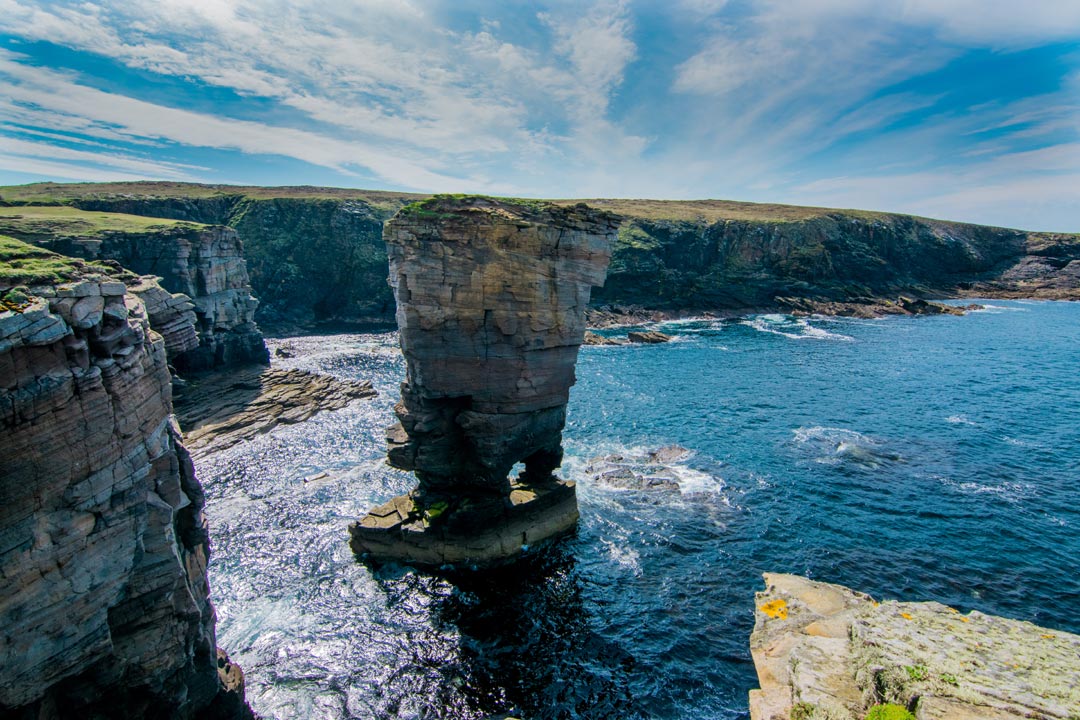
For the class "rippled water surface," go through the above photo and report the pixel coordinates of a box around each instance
[197,301,1080,719]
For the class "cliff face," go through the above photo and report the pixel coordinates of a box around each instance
[593,213,1034,310]
[228,198,394,324]
[11,222,268,372]
[0,239,246,718]
[350,197,618,566]
[3,183,1076,324]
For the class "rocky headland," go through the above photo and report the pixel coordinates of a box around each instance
[0,237,250,718]
[0,205,268,371]
[749,573,1080,720]
[349,196,619,566]
[3,183,1076,328]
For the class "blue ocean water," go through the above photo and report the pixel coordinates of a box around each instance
[198,301,1080,719]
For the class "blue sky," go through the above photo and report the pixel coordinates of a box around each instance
[1,0,1078,231]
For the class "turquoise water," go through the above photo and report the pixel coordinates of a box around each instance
[199,300,1080,719]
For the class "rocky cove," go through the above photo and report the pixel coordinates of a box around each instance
[1,186,1079,719]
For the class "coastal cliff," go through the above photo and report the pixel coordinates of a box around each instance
[0,237,248,718]
[0,206,268,371]
[579,199,1080,313]
[2,183,1076,326]
[749,574,1080,720]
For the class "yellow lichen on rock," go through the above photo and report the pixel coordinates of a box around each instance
[759,598,789,619]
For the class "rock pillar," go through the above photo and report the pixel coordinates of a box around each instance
[349,196,618,566]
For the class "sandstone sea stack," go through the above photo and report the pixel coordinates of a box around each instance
[349,196,618,566]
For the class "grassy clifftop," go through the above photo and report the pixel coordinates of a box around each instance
[2,182,1076,325]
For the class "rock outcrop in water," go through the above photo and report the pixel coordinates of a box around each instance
[749,573,1080,720]
[349,196,618,566]
[0,237,249,718]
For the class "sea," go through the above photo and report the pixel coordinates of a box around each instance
[196,300,1080,720]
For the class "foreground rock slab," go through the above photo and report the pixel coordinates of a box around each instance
[350,196,617,566]
[749,573,1080,720]
[174,365,377,456]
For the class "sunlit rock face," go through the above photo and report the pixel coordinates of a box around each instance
[30,225,268,372]
[350,196,617,566]
[0,260,248,718]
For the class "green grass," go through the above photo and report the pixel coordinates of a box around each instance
[0,205,201,237]
[0,234,110,287]
[864,704,915,720]
[0,181,428,213]
[3,181,1074,234]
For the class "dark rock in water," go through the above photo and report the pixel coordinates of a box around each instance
[627,330,673,343]
[350,196,618,566]
[585,445,695,492]
[648,444,693,464]
[583,330,629,346]
[777,295,973,318]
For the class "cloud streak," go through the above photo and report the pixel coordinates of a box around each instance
[0,0,1077,229]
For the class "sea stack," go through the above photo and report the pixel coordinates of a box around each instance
[349,196,618,566]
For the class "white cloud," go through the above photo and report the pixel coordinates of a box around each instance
[0,51,505,192]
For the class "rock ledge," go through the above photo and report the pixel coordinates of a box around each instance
[749,573,1080,720]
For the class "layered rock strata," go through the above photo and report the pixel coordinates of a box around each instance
[0,247,249,718]
[749,573,1080,720]
[350,196,618,566]
[175,365,377,457]
[26,224,268,371]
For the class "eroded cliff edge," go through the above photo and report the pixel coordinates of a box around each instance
[749,573,1080,720]
[0,237,249,719]
[0,206,268,371]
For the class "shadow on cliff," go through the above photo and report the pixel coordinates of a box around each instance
[369,542,639,720]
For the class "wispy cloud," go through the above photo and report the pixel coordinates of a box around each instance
[0,0,1077,229]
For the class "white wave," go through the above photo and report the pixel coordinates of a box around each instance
[946,415,978,426]
[741,315,853,341]
[563,441,726,497]
[792,426,900,468]
[601,538,642,575]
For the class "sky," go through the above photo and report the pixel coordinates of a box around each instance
[0,1,1078,231]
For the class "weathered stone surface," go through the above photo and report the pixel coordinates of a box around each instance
[174,365,377,457]
[349,479,580,566]
[0,262,250,718]
[748,573,1080,720]
[352,196,617,566]
[23,224,268,371]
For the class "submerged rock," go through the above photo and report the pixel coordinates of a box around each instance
[350,196,618,566]
[585,445,695,492]
[749,573,1080,720]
